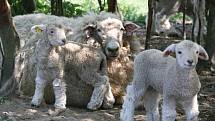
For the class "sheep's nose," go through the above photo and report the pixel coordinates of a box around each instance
[187,59,193,65]
[107,46,119,53]
[62,39,66,44]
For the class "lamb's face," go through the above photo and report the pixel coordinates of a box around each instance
[175,42,200,69]
[164,40,209,69]
[46,24,68,46]
[96,18,124,58]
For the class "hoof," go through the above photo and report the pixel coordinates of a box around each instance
[48,108,66,116]
[31,103,39,108]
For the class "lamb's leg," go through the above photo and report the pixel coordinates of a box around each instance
[87,75,109,110]
[120,82,147,121]
[162,96,176,121]
[31,76,47,107]
[182,95,199,121]
[48,78,66,116]
[143,87,160,121]
[102,82,115,109]
[52,78,66,109]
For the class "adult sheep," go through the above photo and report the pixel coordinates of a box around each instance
[14,12,139,105]
[14,13,136,107]
[120,40,209,121]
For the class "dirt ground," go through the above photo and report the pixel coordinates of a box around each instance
[0,24,215,121]
[0,75,214,121]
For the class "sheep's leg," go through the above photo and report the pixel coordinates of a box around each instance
[120,82,147,121]
[102,82,115,109]
[143,87,160,121]
[87,75,109,110]
[31,76,47,107]
[162,96,176,121]
[48,78,66,116]
[52,78,66,109]
[182,95,199,121]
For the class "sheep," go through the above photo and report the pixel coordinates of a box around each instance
[14,12,139,105]
[29,23,115,112]
[120,40,209,121]
[152,0,206,41]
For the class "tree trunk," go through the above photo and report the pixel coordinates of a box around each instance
[0,0,20,96]
[107,0,117,13]
[205,0,215,65]
[21,0,36,14]
[51,0,64,16]
[145,0,155,50]
[98,0,105,11]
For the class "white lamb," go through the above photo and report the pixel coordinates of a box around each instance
[30,23,114,113]
[120,40,209,121]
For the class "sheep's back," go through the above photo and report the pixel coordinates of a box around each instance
[134,49,176,93]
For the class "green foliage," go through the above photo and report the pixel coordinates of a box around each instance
[0,97,8,105]
[63,2,85,17]
[35,0,50,14]
[119,4,146,24]
[170,12,192,22]
[9,0,25,16]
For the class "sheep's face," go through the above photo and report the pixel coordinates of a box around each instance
[31,24,73,47]
[97,18,124,58]
[164,40,209,69]
[47,24,72,46]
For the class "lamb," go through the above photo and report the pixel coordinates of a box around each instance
[120,40,209,121]
[14,12,139,105]
[29,23,115,112]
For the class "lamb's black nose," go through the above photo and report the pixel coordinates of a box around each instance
[187,60,193,65]
[62,39,66,44]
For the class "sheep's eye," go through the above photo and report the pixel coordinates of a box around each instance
[49,30,55,35]
[120,28,125,31]
[178,51,182,54]
[97,29,101,32]
[196,51,199,54]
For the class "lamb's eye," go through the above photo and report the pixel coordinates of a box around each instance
[97,29,101,32]
[196,51,199,54]
[49,30,55,35]
[178,51,182,54]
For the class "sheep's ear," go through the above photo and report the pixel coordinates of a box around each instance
[65,28,73,36]
[31,24,46,33]
[123,21,140,36]
[163,44,176,56]
[198,45,209,60]
[83,24,97,38]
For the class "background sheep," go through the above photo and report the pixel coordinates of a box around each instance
[120,40,209,121]
[152,0,206,40]
[29,23,115,112]
[14,12,139,105]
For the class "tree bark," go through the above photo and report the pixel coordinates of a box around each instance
[51,0,64,16]
[98,0,105,11]
[205,0,215,65]
[21,0,36,14]
[0,0,20,96]
[107,0,117,13]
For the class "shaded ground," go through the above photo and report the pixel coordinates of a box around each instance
[0,23,215,121]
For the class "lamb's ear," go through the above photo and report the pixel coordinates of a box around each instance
[65,28,73,36]
[163,44,176,56]
[83,24,97,38]
[31,24,46,33]
[198,45,209,60]
[123,21,140,36]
